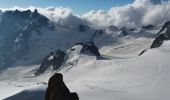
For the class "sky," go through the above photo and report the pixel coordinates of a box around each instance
[0,0,134,14]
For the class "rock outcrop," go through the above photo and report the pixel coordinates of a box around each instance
[35,50,65,76]
[0,9,51,68]
[157,21,170,35]
[142,24,155,30]
[117,27,130,36]
[45,73,79,100]
[78,24,90,32]
[150,34,167,49]
[76,41,101,57]
[164,27,170,39]
[139,21,170,56]
[108,25,119,32]
[139,32,169,56]
[151,24,170,49]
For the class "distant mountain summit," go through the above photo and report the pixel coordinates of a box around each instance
[0,9,98,70]
[157,21,170,35]
[117,27,130,36]
[0,8,164,72]
[142,24,155,30]
[0,9,52,69]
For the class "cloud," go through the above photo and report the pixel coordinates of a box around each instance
[38,7,89,28]
[0,6,89,29]
[83,5,142,28]
[142,4,170,25]
[83,0,170,28]
[1,0,170,29]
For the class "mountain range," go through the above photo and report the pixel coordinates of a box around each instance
[0,9,170,100]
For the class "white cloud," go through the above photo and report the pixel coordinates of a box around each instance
[1,0,170,29]
[36,7,89,29]
[142,4,170,25]
[83,5,144,28]
[0,6,89,29]
[0,6,36,12]
[83,0,170,28]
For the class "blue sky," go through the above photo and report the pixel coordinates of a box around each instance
[0,0,134,14]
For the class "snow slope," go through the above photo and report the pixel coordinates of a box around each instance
[62,41,170,100]
[0,9,169,100]
[1,35,170,100]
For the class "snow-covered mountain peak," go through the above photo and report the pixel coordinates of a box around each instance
[0,10,52,69]
[0,9,170,99]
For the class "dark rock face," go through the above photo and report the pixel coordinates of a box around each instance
[152,21,170,48]
[150,23,170,48]
[164,27,170,39]
[142,24,155,30]
[150,34,167,49]
[157,21,170,35]
[70,92,79,100]
[35,50,65,76]
[76,41,101,57]
[0,9,50,68]
[78,24,90,32]
[45,73,79,100]
[138,49,148,56]
[129,28,136,31]
[108,25,119,31]
[139,34,168,56]
[121,29,128,36]
[139,21,170,56]
[118,27,129,36]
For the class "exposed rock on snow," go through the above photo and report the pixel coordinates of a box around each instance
[142,24,155,30]
[139,22,170,56]
[108,25,119,32]
[35,50,65,76]
[1,26,170,100]
[150,23,170,48]
[139,34,167,56]
[78,24,90,32]
[157,21,170,35]
[0,9,50,68]
[117,27,130,36]
[76,41,101,57]
[150,34,167,49]
[165,27,170,39]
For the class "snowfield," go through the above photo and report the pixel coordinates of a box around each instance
[1,0,170,99]
[1,35,170,100]
[63,42,170,100]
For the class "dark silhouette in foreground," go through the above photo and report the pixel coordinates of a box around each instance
[45,73,79,100]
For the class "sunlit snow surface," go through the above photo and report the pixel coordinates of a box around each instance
[1,29,170,100]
